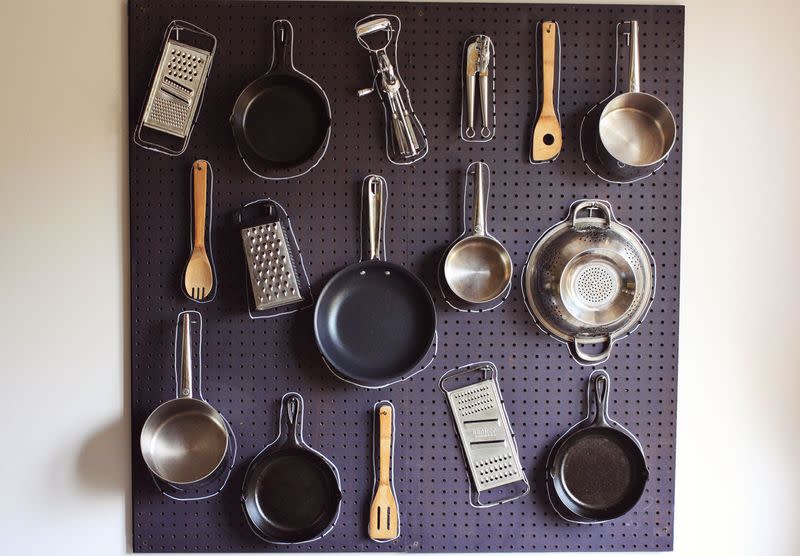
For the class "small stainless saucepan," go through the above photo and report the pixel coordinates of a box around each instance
[443,162,512,306]
[598,21,676,169]
[140,313,229,485]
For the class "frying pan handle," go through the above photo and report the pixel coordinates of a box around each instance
[570,200,612,229]
[571,335,612,365]
[590,370,612,426]
[470,162,490,236]
[270,19,294,73]
[364,175,386,261]
[628,21,640,93]
[280,392,304,447]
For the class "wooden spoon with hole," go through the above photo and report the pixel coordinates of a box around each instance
[531,21,563,161]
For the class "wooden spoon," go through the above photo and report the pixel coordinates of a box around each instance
[369,403,399,541]
[531,21,563,161]
[183,160,214,301]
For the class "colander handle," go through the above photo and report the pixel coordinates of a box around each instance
[571,200,612,229]
[572,336,612,365]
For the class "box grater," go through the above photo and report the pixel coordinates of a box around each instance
[441,363,528,507]
[241,219,304,311]
[142,39,212,138]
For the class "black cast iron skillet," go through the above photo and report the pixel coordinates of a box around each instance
[231,19,331,178]
[546,370,649,523]
[242,393,341,544]
[314,175,437,388]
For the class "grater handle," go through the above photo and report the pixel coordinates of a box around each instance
[192,161,208,249]
[377,404,393,486]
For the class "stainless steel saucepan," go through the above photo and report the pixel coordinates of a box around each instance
[522,200,655,365]
[140,313,229,484]
[598,21,676,169]
[442,162,512,306]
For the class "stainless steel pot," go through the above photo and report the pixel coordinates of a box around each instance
[140,313,229,484]
[597,21,676,170]
[522,200,655,365]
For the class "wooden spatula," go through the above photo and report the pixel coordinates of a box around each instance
[183,160,214,301]
[531,21,563,161]
[369,403,399,541]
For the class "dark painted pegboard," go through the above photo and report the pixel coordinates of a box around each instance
[129,1,682,552]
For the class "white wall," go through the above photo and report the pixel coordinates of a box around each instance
[0,0,798,554]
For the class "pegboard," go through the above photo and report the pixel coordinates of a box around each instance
[129,1,682,552]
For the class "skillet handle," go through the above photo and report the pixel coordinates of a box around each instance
[280,392,304,447]
[270,19,294,73]
[590,370,611,426]
[364,175,387,261]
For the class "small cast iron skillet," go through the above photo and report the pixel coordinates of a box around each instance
[546,370,649,523]
[242,393,341,544]
[231,19,331,178]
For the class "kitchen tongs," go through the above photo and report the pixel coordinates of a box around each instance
[465,35,492,139]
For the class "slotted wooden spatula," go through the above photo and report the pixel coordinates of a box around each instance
[183,160,214,301]
[369,403,399,541]
[531,21,563,161]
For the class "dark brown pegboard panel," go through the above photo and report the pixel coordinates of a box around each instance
[129,1,682,552]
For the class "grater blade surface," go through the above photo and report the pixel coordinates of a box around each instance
[446,379,525,492]
[143,40,212,138]
[241,221,304,311]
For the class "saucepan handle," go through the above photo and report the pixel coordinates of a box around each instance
[364,175,386,261]
[571,200,613,229]
[269,19,294,73]
[280,392,304,447]
[178,313,193,398]
[470,162,490,236]
[628,21,640,94]
[571,335,612,365]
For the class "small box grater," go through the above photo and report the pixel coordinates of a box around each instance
[240,217,304,312]
[440,362,529,507]
[142,39,212,138]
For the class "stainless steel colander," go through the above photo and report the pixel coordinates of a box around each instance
[522,200,655,365]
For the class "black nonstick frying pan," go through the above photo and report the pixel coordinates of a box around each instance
[546,370,649,523]
[231,19,331,179]
[314,175,437,388]
[242,393,341,544]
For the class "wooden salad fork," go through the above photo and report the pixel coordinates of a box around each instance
[369,403,399,541]
[183,160,214,301]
